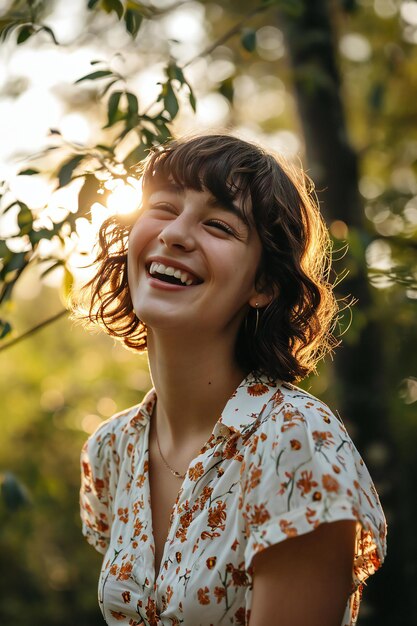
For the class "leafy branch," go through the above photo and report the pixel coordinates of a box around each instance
[0,0,286,347]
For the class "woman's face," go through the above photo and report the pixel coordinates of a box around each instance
[127,183,268,338]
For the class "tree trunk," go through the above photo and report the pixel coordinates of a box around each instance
[279,1,407,623]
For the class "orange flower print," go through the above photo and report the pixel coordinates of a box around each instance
[248,435,259,455]
[118,507,129,523]
[322,473,340,493]
[207,501,227,531]
[189,462,204,481]
[144,596,159,626]
[117,561,133,581]
[312,430,334,450]
[281,408,305,432]
[198,486,213,509]
[206,556,217,569]
[246,502,271,526]
[231,564,248,586]
[235,606,246,625]
[197,586,210,605]
[213,586,226,604]
[231,538,239,551]
[332,464,341,474]
[290,439,302,450]
[313,491,322,501]
[176,511,193,540]
[82,460,91,478]
[271,389,284,407]
[93,477,107,500]
[224,437,239,459]
[110,564,119,576]
[122,591,131,604]
[296,470,318,496]
[96,513,109,533]
[248,466,262,490]
[247,382,269,396]
[110,610,126,620]
[133,518,144,538]
[279,519,298,538]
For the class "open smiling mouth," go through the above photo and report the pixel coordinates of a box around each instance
[147,261,203,287]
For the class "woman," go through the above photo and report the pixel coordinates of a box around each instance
[79,134,386,626]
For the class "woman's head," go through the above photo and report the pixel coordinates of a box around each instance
[80,133,339,382]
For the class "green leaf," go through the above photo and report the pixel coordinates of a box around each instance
[87,0,100,8]
[39,25,59,45]
[0,319,12,339]
[0,240,10,259]
[17,24,34,45]
[167,62,185,84]
[17,203,33,235]
[1,201,18,214]
[241,28,257,53]
[0,251,27,280]
[163,82,179,120]
[188,87,196,112]
[18,168,40,176]
[40,259,64,278]
[78,174,108,218]
[29,226,59,246]
[57,155,85,188]
[126,92,139,117]
[102,0,124,20]
[62,267,74,300]
[107,90,123,126]
[124,8,143,37]
[75,70,114,84]
[124,142,149,169]
[219,77,234,103]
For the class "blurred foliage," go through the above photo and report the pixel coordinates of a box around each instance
[0,0,416,625]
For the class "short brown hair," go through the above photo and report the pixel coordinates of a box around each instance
[76,133,340,382]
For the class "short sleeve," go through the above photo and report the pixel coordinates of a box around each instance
[80,431,112,554]
[239,396,387,592]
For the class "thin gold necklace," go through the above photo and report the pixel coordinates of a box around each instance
[154,420,186,479]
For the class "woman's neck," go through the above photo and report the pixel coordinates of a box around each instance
[146,329,246,449]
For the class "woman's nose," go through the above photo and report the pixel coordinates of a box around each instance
[158,214,196,251]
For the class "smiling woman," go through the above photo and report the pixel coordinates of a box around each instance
[74,133,386,626]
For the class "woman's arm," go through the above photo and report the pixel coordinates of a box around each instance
[249,520,356,626]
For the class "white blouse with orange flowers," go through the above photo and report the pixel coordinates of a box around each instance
[80,373,386,626]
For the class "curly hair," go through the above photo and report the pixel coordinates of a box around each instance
[75,133,340,382]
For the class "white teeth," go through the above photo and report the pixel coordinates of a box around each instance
[149,262,197,286]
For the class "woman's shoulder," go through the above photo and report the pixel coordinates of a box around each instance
[238,374,347,436]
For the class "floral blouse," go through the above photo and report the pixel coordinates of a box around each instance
[80,374,386,626]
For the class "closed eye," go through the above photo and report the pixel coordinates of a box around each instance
[206,220,235,235]
[148,203,177,216]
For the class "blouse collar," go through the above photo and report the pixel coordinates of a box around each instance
[129,373,283,438]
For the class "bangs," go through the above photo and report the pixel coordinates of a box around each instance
[140,138,260,224]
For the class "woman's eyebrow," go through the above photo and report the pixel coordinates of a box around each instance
[206,196,250,226]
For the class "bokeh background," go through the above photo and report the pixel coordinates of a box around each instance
[0,1,416,624]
